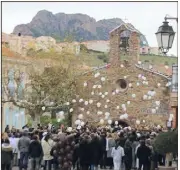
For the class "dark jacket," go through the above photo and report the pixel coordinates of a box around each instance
[124,146,133,164]
[137,145,151,164]
[2,144,13,164]
[79,140,91,166]
[89,137,101,165]
[29,140,43,158]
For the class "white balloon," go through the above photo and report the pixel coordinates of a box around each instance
[89,99,93,104]
[129,83,132,87]
[132,94,136,98]
[123,113,128,119]
[93,85,97,89]
[84,101,88,105]
[91,91,95,95]
[100,119,104,124]
[104,105,108,108]
[67,127,72,132]
[115,89,119,93]
[136,120,140,125]
[147,91,152,96]
[115,121,118,125]
[78,114,83,119]
[97,102,101,107]
[136,82,140,86]
[80,121,85,126]
[127,101,130,105]
[95,72,100,78]
[86,111,90,115]
[105,112,110,117]
[157,125,161,129]
[75,119,81,125]
[155,101,160,106]
[143,95,148,100]
[70,108,73,112]
[120,115,124,119]
[120,64,124,68]
[101,77,106,81]
[165,65,169,69]
[42,106,45,111]
[112,92,116,95]
[148,96,152,100]
[138,74,142,78]
[152,109,156,114]
[66,102,70,105]
[121,104,126,108]
[80,108,85,111]
[72,99,76,103]
[116,106,120,109]
[84,82,87,87]
[79,99,83,102]
[108,119,112,125]
[106,99,110,103]
[98,85,102,89]
[102,95,105,98]
[97,111,103,115]
[157,83,161,87]
[104,92,108,95]
[170,114,174,118]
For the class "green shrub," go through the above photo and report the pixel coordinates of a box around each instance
[153,129,178,155]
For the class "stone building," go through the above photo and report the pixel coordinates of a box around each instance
[71,24,172,128]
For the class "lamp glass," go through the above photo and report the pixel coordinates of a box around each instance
[161,33,170,49]
[168,33,175,48]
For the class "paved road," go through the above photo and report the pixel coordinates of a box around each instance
[12,162,178,170]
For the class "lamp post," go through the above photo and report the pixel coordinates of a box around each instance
[156,15,178,129]
[155,15,177,55]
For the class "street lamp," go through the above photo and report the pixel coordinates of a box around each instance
[155,15,177,55]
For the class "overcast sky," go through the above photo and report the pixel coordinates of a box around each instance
[2,2,178,55]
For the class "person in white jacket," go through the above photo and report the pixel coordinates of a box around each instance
[41,133,53,170]
[111,141,125,170]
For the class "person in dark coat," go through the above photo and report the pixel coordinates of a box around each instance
[99,133,107,169]
[89,134,101,170]
[79,136,91,170]
[2,138,13,170]
[137,140,151,170]
[29,135,43,170]
[124,140,132,170]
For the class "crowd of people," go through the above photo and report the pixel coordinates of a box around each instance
[1,123,173,170]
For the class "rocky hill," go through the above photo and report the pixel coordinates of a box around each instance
[13,10,149,46]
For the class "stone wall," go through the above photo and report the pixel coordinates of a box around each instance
[109,25,140,65]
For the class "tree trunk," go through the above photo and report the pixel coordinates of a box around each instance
[32,113,41,129]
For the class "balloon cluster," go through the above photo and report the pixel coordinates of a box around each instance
[52,133,76,170]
